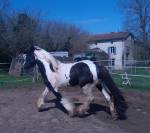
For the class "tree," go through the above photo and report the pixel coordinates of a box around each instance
[0,0,89,62]
[119,0,150,59]
[0,0,12,62]
[66,25,89,54]
[9,13,39,56]
[40,21,89,55]
[119,0,150,43]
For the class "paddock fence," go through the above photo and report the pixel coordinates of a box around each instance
[0,62,37,87]
[94,59,150,90]
[0,63,10,72]
[0,60,150,90]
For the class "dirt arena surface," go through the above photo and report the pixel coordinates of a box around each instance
[0,85,150,133]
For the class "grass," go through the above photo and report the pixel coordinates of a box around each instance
[0,71,42,88]
[0,68,150,91]
[112,68,150,91]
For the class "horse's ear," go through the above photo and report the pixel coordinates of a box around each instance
[34,45,41,50]
[29,45,41,52]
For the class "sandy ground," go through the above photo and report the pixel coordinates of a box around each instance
[0,85,150,133]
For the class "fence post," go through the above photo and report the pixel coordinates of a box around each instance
[134,60,136,73]
[32,65,39,83]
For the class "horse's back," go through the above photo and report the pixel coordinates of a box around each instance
[69,60,97,87]
[81,60,98,81]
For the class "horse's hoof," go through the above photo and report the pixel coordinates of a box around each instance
[78,109,85,116]
[37,105,50,112]
[112,116,118,120]
[69,112,75,117]
[111,112,118,120]
[38,107,45,112]
[68,107,82,117]
[68,110,77,117]
[76,106,86,117]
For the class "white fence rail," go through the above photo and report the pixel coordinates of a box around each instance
[0,63,10,71]
[0,60,150,88]
[111,72,150,78]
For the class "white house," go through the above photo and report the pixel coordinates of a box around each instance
[88,32,134,69]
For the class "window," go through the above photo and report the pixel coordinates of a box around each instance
[108,46,116,55]
[111,59,115,66]
[126,53,129,60]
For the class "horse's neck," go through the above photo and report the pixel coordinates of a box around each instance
[36,59,53,75]
[45,53,61,71]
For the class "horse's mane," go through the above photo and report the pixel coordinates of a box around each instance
[39,48,61,71]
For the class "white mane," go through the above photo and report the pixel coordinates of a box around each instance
[34,46,61,71]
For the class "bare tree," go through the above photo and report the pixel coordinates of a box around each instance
[0,0,10,12]
[119,0,150,43]
[40,21,89,55]
[5,11,42,58]
[67,25,89,55]
[0,0,12,62]
[118,0,150,59]
[0,0,89,64]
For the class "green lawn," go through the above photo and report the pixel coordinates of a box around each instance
[0,71,41,88]
[112,68,150,91]
[0,68,150,90]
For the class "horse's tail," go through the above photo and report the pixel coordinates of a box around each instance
[95,63,128,119]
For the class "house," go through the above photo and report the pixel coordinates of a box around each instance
[73,49,109,62]
[88,32,134,69]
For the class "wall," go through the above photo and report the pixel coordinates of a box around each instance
[124,36,134,65]
[89,40,124,69]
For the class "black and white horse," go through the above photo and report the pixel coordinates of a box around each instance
[24,46,127,119]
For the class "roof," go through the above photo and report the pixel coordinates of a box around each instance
[89,32,134,43]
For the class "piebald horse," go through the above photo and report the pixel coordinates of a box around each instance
[24,46,127,119]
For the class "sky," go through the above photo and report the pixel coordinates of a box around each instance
[11,0,123,34]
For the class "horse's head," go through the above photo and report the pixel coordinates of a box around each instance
[24,45,59,72]
[23,45,41,69]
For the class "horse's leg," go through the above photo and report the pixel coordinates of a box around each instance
[37,87,49,110]
[61,97,76,117]
[77,84,95,116]
[52,88,76,116]
[96,83,117,119]
[43,84,76,116]
[52,85,76,117]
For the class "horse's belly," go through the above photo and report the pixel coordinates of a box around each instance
[57,75,70,87]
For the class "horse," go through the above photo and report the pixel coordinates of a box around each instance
[23,45,127,120]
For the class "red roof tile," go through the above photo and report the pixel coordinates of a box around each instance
[89,32,133,42]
